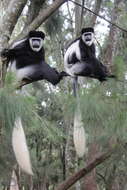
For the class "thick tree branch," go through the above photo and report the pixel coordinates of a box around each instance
[23,0,46,30]
[0,0,27,50]
[0,0,27,86]
[69,0,127,33]
[102,0,121,71]
[55,149,114,190]
[13,0,67,43]
[90,0,102,27]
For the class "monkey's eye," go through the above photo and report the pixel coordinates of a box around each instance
[84,32,92,36]
[84,35,92,41]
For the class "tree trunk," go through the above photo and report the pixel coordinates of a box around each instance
[55,148,114,190]
[102,0,122,72]
[111,179,120,190]
[75,0,82,36]
[90,0,102,27]
[0,0,28,135]
[0,0,27,51]
[65,122,75,177]
[13,0,67,42]
[0,0,28,87]
[23,0,46,29]
[105,165,117,190]
[83,144,98,190]
[80,0,85,28]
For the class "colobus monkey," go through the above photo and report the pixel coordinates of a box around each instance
[64,27,115,82]
[1,31,66,87]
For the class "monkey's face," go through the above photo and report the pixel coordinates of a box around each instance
[29,37,43,52]
[82,32,94,46]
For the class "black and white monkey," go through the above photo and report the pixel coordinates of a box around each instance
[1,31,66,87]
[64,27,115,82]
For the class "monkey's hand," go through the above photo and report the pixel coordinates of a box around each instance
[52,67,59,74]
[1,48,9,58]
[59,71,69,79]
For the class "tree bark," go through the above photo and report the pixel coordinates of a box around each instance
[13,0,67,43]
[23,0,46,30]
[102,0,121,72]
[0,0,27,87]
[83,144,98,190]
[55,148,114,190]
[65,123,75,177]
[0,0,27,50]
[75,0,82,36]
[106,165,117,190]
[80,0,85,28]
[90,0,102,27]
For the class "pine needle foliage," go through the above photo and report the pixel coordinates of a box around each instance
[0,136,15,179]
[0,75,37,130]
[45,11,64,38]
[113,56,126,79]
[76,79,127,144]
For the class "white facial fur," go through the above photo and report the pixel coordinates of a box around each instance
[82,32,94,46]
[29,37,43,52]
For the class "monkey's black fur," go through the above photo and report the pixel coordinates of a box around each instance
[1,31,66,86]
[78,40,115,82]
[64,27,116,82]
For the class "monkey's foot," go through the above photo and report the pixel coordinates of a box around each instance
[16,78,33,89]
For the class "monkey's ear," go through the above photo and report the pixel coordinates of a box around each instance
[41,31,45,39]
[37,31,45,39]
[81,27,94,34]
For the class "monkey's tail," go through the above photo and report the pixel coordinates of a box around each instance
[73,77,87,157]
[73,105,87,157]
[12,117,33,175]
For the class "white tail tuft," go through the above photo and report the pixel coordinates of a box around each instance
[73,108,87,157]
[12,117,33,175]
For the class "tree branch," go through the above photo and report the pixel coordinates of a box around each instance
[13,0,67,43]
[55,149,114,190]
[90,0,102,27]
[0,0,27,50]
[0,0,27,86]
[69,0,127,33]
